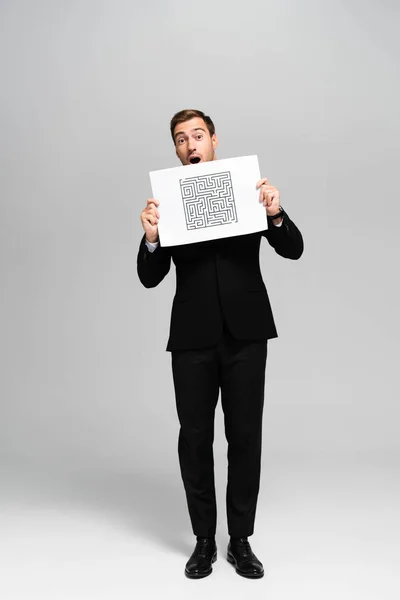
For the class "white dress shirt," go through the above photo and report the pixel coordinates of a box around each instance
[144,218,283,252]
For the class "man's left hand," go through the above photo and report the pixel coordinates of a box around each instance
[256,178,281,217]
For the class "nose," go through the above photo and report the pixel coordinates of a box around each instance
[188,138,197,152]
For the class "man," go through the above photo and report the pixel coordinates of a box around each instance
[137,109,304,579]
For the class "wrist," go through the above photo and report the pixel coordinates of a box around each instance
[145,235,159,244]
[267,206,284,224]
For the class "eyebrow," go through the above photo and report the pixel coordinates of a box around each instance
[174,127,206,140]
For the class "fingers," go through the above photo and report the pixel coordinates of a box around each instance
[147,198,160,218]
[143,199,160,218]
[147,198,160,208]
[259,186,277,203]
[256,178,269,189]
[140,199,160,236]
[260,188,279,207]
[141,208,159,226]
[147,214,158,225]
[257,179,276,204]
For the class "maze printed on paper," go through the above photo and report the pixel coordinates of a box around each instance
[179,171,237,230]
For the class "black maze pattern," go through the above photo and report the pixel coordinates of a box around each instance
[180,171,238,230]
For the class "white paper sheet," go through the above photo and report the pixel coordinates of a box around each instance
[149,155,269,247]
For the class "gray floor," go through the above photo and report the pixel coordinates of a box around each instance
[1,460,399,600]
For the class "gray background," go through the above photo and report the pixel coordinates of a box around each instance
[1,1,399,598]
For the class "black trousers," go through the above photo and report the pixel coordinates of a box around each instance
[171,318,268,538]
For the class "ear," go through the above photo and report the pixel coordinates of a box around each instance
[212,133,218,150]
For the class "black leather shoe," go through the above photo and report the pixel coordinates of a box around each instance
[185,537,217,579]
[227,537,264,578]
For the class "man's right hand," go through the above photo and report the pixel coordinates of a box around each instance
[140,198,160,243]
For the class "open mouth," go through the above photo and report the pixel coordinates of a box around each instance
[189,156,201,164]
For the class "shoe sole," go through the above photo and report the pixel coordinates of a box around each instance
[227,551,264,578]
[184,551,217,579]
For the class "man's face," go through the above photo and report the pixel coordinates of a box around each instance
[173,117,218,165]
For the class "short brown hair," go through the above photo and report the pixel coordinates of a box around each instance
[170,109,215,144]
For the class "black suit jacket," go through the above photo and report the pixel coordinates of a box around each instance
[137,208,304,352]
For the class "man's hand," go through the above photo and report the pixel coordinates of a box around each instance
[256,178,282,224]
[140,198,160,243]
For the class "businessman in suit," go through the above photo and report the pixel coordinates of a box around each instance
[137,109,304,579]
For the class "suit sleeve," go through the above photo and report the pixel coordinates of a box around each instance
[137,233,171,288]
[262,209,304,260]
